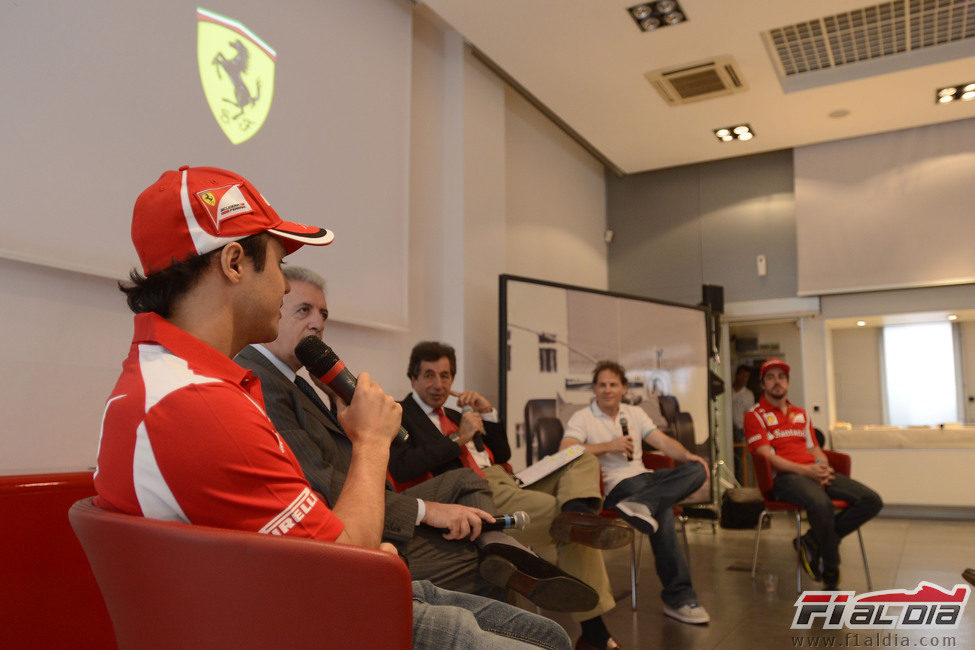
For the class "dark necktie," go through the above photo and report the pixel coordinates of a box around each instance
[294,375,341,428]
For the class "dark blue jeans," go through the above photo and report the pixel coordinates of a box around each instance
[604,462,706,608]
[771,472,883,574]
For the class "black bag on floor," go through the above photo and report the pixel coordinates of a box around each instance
[720,487,765,529]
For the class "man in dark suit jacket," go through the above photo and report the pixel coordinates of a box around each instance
[390,341,635,650]
[236,267,598,612]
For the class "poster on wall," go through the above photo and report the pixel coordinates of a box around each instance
[500,275,711,474]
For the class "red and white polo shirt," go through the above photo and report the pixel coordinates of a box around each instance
[94,312,343,541]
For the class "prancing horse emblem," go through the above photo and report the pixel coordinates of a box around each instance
[212,40,260,120]
[197,8,276,145]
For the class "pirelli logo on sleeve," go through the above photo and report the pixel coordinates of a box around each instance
[260,487,319,536]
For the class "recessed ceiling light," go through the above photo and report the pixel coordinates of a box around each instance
[936,81,975,104]
[714,123,754,142]
[627,1,687,32]
[631,5,653,20]
[948,314,958,321]
[663,11,684,25]
[857,321,866,327]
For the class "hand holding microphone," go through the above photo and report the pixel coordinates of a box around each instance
[620,417,634,461]
[483,511,530,531]
[295,336,409,444]
[452,390,491,452]
[459,406,487,451]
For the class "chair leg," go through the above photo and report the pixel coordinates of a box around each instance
[856,528,872,591]
[678,513,690,569]
[751,509,769,578]
[794,510,803,594]
[630,532,643,610]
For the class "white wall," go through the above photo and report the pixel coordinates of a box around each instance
[831,327,884,425]
[0,258,131,473]
[504,87,608,292]
[0,7,608,475]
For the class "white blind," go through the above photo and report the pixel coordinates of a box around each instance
[795,117,975,296]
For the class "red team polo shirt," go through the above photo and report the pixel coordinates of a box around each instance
[743,395,820,465]
[94,312,344,541]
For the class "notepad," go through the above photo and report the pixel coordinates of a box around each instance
[514,444,586,487]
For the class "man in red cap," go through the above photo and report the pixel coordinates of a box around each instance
[94,165,572,649]
[744,358,882,590]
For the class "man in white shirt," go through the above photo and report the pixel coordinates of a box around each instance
[561,360,711,626]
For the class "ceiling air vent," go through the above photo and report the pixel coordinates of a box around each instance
[645,55,748,106]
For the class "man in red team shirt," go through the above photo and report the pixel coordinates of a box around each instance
[744,358,882,590]
[93,165,571,649]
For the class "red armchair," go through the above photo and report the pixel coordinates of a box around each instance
[69,498,413,649]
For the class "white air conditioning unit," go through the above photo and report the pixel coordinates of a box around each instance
[645,55,748,106]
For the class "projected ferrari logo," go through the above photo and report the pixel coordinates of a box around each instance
[197,8,275,145]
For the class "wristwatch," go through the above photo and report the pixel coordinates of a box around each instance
[448,432,461,444]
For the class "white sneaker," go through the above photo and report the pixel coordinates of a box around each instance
[663,602,710,625]
[615,500,658,533]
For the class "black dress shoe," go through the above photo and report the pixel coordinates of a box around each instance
[479,542,599,612]
[550,512,634,549]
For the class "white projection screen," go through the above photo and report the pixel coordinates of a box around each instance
[500,275,711,475]
[1,0,411,328]
[795,117,975,297]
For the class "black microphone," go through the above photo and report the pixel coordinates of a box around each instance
[482,511,530,531]
[460,405,487,452]
[294,336,409,444]
[620,417,633,461]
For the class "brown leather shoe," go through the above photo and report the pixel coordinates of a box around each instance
[479,543,599,612]
[575,636,624,650]
[550,512,634,550]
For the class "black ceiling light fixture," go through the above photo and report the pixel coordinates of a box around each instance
[714,124,755,142]
[627,1,687,32]
[936,82,975,104]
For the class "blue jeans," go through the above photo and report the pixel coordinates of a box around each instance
[604,462,706,608]
[411,580,572,649]
[771,472,882,573]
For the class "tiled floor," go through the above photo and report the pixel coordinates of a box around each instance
[542,514,975,649]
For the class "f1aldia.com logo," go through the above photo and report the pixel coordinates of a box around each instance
[792,582,970,630]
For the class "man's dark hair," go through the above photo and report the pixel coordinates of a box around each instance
[407,341,457,379]
[735,364,751,376]
[119,233,270,317]
[592,360,627,386]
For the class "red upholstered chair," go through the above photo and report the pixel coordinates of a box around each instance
[0,472,114,649]
[749,449,872,593]
[69,498,413,650]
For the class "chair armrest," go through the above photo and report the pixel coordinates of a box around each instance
[642,451,675,471]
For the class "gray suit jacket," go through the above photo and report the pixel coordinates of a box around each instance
[236,345,419,543]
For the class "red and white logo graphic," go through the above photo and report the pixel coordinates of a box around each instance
[792,582,970,630]
[195,184,254,231]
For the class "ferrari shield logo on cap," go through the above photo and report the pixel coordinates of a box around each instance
[197,8,275,145]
